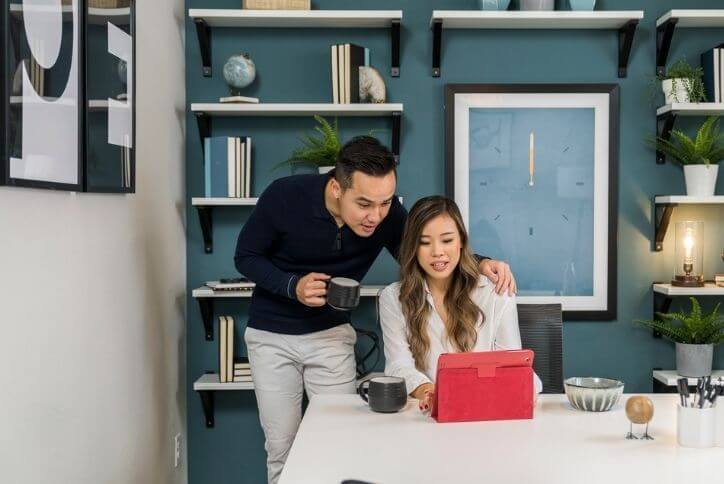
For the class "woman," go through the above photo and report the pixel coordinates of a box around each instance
[379,196,541,412]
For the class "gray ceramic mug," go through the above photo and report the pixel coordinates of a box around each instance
[358,376,407,413]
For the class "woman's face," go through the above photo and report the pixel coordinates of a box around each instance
[416,214,462,283]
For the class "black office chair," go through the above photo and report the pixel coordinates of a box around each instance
[517,304,564,394]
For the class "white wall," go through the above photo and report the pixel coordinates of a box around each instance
[0,1,187,483]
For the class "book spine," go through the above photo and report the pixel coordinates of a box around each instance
[204,138,211,198]
[331,45,339,104]
[245,137,252,197]
[227,138,235,198]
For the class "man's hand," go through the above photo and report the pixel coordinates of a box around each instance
[295,272,331,307]
[479,259,517,296]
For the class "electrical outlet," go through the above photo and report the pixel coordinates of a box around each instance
[174,433,181,468]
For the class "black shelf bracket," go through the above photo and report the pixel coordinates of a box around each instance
[194,19,212,77]
[391,20,401,77]
[195,112,210,154]
[392,112,401,164]
[196,206,214,254]
[656,112,677,164]
[432,20,443,77]
[653,289,673,339]
[653,201,677,252]
[197,388,215,428]
[618,20,639,78]
[197,296,214,340]
[656,18,678,77]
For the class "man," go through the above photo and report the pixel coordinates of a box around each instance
[234,136,516,484]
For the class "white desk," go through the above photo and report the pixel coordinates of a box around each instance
[280,394,723,484]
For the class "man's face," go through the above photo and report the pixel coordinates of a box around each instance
[334,171,397,237]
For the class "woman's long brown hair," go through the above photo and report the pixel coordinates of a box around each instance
[398,196,483,372]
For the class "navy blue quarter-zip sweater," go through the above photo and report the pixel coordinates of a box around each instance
[234,173,406,335]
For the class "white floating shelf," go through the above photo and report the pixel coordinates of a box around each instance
[653,283,724,297]
[430,10,644,29]
[191,103,403,117]
[192,197,258,206]
[188,9,402,28]
[654,196,724,204]
[653,370,724,387]
[657,103,724,116]
[657,10,724,28]
[193,285,386,299]
[194,373,254,391]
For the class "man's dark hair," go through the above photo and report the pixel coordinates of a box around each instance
[335,136,396,189]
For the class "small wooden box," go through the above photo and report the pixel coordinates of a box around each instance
[243,0,311,10]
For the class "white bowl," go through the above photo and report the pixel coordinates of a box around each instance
[564,377,624,412]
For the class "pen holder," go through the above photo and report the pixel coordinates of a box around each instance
[677,405,716,448]
[716,402,724,447]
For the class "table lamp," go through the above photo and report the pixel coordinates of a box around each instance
[672,221,704,287]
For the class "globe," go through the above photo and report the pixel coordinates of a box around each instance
[223,53,256,93]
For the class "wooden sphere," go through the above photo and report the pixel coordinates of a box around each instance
[625,396,654,424]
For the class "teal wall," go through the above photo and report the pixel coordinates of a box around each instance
[185,1,724,482]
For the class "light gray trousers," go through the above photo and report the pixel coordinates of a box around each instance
[245,324,358,484]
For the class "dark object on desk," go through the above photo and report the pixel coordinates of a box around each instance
[517,304,563,393]
[358,376,406,413]
[625,396,655,440]
[327,277,361,311]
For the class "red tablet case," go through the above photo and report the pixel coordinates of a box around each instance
[431,350,535,423]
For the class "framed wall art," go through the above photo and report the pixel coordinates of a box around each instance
[445,84,619,320]
[1,0,135,192]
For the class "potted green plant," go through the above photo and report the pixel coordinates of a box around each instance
[636,297,724,377]
[653,116,723,196]
[277,115,341,174]
[659,59,707,105]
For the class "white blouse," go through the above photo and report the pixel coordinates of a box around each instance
[379,276,543,396]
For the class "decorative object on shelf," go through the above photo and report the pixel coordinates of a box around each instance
[223,53,256,95]
[625,396,654,440]
[277,115,341,173]
[479,0,511,10]
[326,277,361,311]
[445,84,619,320]
[563,377,623,412]
[219,95,259,104]
[636,297,724,378]
[359,66,386,104]
[659,59,707,105]
[701,45,723,103]
[653,116,722,196]
[569,0,595,11]
[672,221,705,288]
[90,0,130,7]
[243,0,310,10]
[520,0,555,11]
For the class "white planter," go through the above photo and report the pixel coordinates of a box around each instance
[662,78,691,104]
[684,164,719,196]
[318,166,335,174]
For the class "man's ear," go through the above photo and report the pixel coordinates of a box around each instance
[329,177,342,199]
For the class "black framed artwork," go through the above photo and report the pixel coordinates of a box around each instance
[445,84,619,321]
[84,0,135,193]
[1,0,135,193]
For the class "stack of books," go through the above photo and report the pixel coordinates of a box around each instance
[715,274,724,288]
[233,357,253,383]
[330,43,369,104]
[219,316,235,383]
[702,45,724,103]
[204,136,252,198]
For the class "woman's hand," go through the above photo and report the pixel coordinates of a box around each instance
[411,383,435,413]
